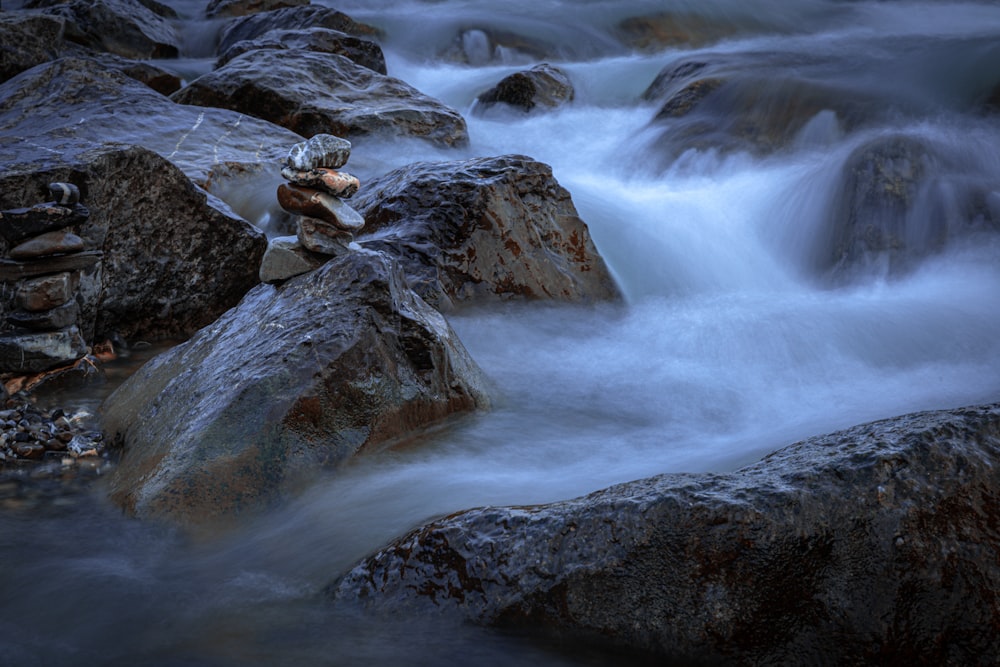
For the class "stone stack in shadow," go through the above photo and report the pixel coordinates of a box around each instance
[0,183,101,374]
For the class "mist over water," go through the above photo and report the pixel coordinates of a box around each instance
[5,0,1000,664]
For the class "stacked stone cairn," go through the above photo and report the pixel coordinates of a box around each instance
[0,184,105,464]
[259,134,366,284]
[0,183,100,376]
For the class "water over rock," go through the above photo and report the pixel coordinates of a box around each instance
[0,56,301,222]
[102,249,490,524]
[330,402,1000,665]
[352,155,621,310]
[0,144,266,342]
[25,0,181,60]
[172,49,469,148]
[215,5,381,56]
[215,27,387,74]
[473,63,574,115]
[815,134,1000,281]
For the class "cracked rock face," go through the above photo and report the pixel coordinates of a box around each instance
[329,403,1000,665]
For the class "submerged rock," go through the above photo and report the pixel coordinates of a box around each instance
[353,155,621,310]
[102,250,490,524]
[172,49,469,147]
[810,134,1000,282]
[331,402,1000,665]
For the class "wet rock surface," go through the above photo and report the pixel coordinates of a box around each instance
[353,155,621,310]
[205,0,308,20]
[215,5,381,56]
[102,250,490,524]
[331,402,1000,665]
[0,56,301,195]
[25,0,181,60]
[0,143,266,343]
[172,49,469,147]
[216,26,387,74]
[474,63,574,114]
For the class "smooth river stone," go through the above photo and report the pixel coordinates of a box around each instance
[0,325,87,373]
[297,216,354,256]
[7,300,80,332]
[280,166,360,198]
[16,272,76,312]
[277,184,365,231]
[47,182,81,206]
[0,203,89,244]
[9,231,86,260]
[286,133,352,171]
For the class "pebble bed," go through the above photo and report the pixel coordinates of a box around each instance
[0,399,105,463]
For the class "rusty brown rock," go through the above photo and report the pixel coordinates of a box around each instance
[353,154,621,310]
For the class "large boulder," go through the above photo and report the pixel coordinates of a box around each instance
[25,0,181,60]
[331,402,1000,665]
[215,27,387,74]
[0,144,267,343]
[172,49,469,147]
[0,57,302,220]
[215,5,380,56]
[352,155,621,310]
[101,250,490,524]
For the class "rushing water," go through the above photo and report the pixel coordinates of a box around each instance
[4,1,1000,664]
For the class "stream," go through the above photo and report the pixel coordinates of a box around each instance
[3,0,1000,664]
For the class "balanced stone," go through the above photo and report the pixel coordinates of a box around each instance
[280,166,360,198]
[9,231,86,260]
[0,252,102,281]
[7,301,80,332]
[0,326,88,373]
[0,203,89,244]
[276,183,365,231]
[16,272,76,312]
[297,217,355,255]
[47,183,81,206]
[286,133,352,171]
[258,235,326,284]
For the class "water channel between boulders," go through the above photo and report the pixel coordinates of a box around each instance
[2,0,1000,664]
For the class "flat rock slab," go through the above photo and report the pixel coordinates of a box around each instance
[172,49,469,147]
[102,250,490,524]
[353,154,621,310]
[330,402,1000,665]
